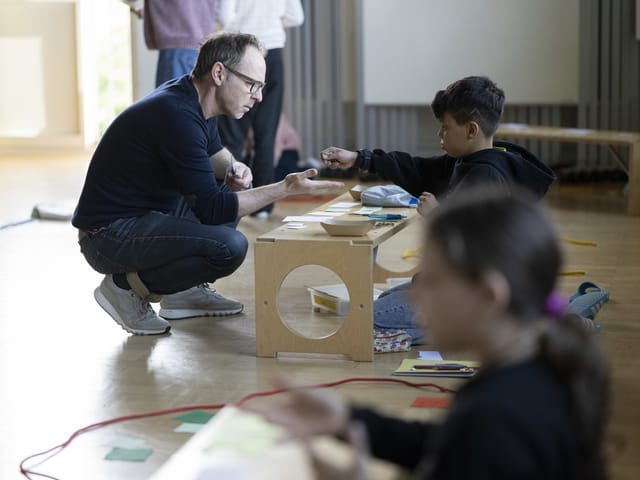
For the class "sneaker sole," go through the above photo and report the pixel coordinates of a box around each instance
[158,306,244,320]
[94,287,171,335]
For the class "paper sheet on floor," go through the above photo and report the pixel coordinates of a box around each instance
[31,199,77,220]
[411,397,452,409]
[418,351,443,361]
[174,410,216,424]
[105,447,154,462]
[174,422,206,434]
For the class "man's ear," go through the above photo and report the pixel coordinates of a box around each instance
[480,270,511,314]
[467,121,480,139]
[211,61,225,86]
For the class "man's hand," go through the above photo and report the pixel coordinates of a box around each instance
[225,161,253,191]
[320,147,358,170]
[235,169,343,217]
[283,169,344,196]
[417,191,439,217]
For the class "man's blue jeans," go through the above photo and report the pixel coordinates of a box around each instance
[374,281,427,344]
[78,200,248,295]
[156,48,199,87]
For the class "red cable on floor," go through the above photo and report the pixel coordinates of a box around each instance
[19,377,456,479]
[234,377,455,405]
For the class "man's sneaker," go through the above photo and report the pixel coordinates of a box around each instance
[159,284,244,319]
[94,275,171,335]
[252,211,270,219]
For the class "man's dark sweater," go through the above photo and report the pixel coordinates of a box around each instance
[357,141,556,199]
[352,358,578,479]
[73,75,238,231]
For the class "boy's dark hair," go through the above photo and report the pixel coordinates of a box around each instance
[427,187,609,480]
[431,76,505,137]
[192,32,263,80]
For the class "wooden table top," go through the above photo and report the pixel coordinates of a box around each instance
[257,192,419,246]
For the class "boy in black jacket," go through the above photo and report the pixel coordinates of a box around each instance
[320,76,556,344]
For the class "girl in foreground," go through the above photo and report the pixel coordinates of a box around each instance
[252,188,609,480]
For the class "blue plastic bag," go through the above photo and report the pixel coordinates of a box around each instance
[361,185,418,207]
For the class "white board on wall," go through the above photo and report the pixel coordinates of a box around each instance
[362,0,579,105]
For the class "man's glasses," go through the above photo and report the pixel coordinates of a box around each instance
[223,64,266,94]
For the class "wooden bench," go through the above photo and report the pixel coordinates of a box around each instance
[254,193,418,361]
[495,124,640,216]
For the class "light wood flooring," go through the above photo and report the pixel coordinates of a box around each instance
[0,154,638,479]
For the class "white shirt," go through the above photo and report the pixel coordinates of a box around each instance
[218,0,304,50]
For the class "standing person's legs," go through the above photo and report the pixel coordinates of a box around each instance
[217,112,254,165]
[155,48,199,87]
[250,48,284,214]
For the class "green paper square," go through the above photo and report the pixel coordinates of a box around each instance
[105,447,153,462]
[173,410,215,425]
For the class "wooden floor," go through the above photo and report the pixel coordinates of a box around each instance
[0,154,638,479]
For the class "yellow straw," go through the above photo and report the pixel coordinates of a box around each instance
[559,270,587,276]
[561,237,598,247]
[402,247,422,259]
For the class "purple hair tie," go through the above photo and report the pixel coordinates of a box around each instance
[545,291,567,319]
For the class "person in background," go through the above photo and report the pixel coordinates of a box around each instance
[244,113,303,183]
[124,0,218,86]
[216,0,304,218]
[250,188,610,480]
[320,76,556,345]
[273,112,303,181]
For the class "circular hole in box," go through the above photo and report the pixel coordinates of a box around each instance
[278,265,349,339]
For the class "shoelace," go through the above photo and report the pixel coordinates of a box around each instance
[197,284,219,296]
[128,291,156,317]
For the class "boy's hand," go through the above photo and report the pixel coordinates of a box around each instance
[283,169,345,196]
[418,192,439,217]
[320,147,358,169]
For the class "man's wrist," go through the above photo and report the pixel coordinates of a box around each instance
[275,179,289,198]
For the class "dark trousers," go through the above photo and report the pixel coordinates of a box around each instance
[217,48,284,214]
[78,196,247,295]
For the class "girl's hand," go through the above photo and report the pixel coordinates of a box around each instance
[244,377,350,439]
[308,421,371,480]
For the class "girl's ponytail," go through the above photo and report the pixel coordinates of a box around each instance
[539,314,610,480]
